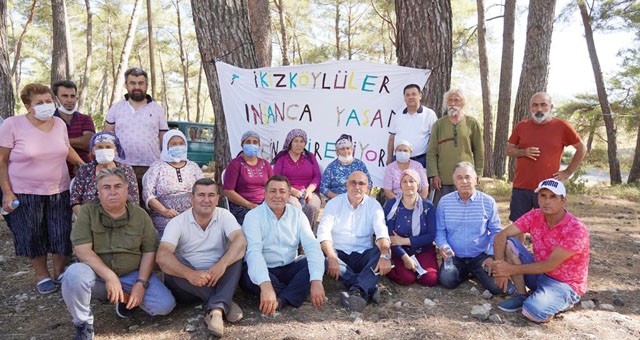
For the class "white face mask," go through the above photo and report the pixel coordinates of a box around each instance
[95,149,116,164]
[338,155,354,164]
[57,100,78,115]
[33,103,56,121]
[396,151,411,163]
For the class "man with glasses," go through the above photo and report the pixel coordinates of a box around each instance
[103,68,168,196]
[317,171,392,313]
[426,89,484,207]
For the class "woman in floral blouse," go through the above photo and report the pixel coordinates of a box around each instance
[319,134,371,199]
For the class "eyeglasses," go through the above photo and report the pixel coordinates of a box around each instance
[348,180,367,187]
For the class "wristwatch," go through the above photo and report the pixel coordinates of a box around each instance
[135,279,149,289]
[380,253,391,261]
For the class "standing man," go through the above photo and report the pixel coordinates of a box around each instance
[506,92,586,223]
[492,178,590,323]
[52,80,95,175]
[435,162,503,295]
[241,175,326,315]
[61,168,175,340]
[387,84,438,167]
[104,68,168,197]
[156,178,246,337]
[427,89,484,206]
[317,171,392,313]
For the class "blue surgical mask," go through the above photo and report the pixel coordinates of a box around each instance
[168,145,188,160]
[396,151,410,163]
[243,143,260,157]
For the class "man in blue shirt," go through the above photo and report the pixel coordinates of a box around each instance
[435,162,503,294]
[241,175,326,315]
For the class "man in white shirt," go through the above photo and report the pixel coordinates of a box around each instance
[241,175,326,315]
[317,171,392,312]
[156,178,246,337]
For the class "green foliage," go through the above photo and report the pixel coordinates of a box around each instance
[565,168,589,195]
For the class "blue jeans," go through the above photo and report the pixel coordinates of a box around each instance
[508,238,581,321]
[335,247,381,301]
[438,252,502,295]
[240,256,312,308]
[62,262,176,325]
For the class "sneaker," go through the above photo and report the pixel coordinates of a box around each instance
[53,273,65,286]
[36,278,58,295]
[205,309,224,337]
[498,294,527,312]
[225,301,243,323]
[115,302,136,319]
[370,288,381,304]
[276,297,289,312]
[73,322,94,340]
[340,290,367,312]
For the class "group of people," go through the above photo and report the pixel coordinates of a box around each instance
[0,67,590,339]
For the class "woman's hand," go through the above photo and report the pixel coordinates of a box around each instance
[2,191,17,213]
[401,254,416,272]
[161,208,179,218]
[390,231,410,246]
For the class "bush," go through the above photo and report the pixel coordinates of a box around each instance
[565,168,589,195]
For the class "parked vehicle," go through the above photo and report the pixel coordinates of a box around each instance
[167,121,215,166]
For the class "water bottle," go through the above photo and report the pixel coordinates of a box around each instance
[0,200,20,215]
[299,188,307,208]
[443,246,455,271]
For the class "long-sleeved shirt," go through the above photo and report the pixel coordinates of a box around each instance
[243,202,324,285]
[383,198,436,258]
[316,194,389,254]
[434,190,501,258]
[273,152,321,191]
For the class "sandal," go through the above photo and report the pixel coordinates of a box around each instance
[36,278,58,295]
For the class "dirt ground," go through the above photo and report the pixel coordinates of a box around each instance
[1,186,639,340]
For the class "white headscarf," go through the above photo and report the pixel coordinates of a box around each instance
[160,129,188,163]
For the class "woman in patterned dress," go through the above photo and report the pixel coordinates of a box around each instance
[319,134,371,199]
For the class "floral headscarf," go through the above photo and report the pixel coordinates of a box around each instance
[90,131,125,160]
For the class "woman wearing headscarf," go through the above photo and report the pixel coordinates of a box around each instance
[272,128,322,231]
[383,169,438,286]
[383,139,429,200]
[223,130,273,224]
[70,131,139,215]
[143,129,204,238]
[319,134,371,199]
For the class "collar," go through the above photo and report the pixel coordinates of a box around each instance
[98,203,131,228]
[188,208,218,230]
[345,193,367,209]
[402,106,424,114]
[124,93,154,104]
[455,190,478,202]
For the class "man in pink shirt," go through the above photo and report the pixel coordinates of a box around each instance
[491,178,590,323]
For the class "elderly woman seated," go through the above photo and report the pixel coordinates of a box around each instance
[319,134,371,199]
[383,140,429,200]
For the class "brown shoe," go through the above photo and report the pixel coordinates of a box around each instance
[205,309,224,337]
[225,301,243,323]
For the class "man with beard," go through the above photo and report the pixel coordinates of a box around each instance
[506,92,586,223]
[104,68,168,196]
[426,89,484,207]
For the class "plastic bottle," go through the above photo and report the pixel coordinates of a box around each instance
[443,246,455,271]
[0,200,20,215]
[299,188,307,208]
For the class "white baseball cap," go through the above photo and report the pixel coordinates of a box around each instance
[534,178,566,196]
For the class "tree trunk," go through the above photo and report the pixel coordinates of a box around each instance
[395,0,452,116]
[191,0,258,181]
[51,0,73,84]
[493,0,516,179]
[196,62,203,122]
[159,53,170,119]
[509,0,556,181]
[335,0,341,60]
[109,0,143,107]
[78,0,93,114]
[11,0,37,92]
[274,0,290,66]
[247,0,271,67]
[147,0,157,99]
[577,0,621,184]
[0,0,14,119]
[175,0,191,121]
[628,122,640,183]
[476,0,493,177]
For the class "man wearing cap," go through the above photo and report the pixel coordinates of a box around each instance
[506,92,586,223]
[386,84,438,168]
[491,178,590,323]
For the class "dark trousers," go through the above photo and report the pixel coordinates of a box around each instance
[336,247,381,301]
[438,252,502,295]
[164,258,242,313]
[240,256,311,308]
[132,166,149,207]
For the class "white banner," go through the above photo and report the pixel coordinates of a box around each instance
[217,60,430,187]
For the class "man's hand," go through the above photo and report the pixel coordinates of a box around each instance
[520,146,540,160]
[206,262,227,287]
[439,246,455,259]
[186,270,211,287]
[127,281,146,309]
[105,275,124,304]
[432,176,442,190]
[494,276,511,293]
[401,254,416,272]
[481,257,494,274]
[390,231,410,246]
[259,282,278,315]
[491,260,514,277]
[310,280,326,308]
[373,258,392,276]
[553,169,572,181]
[326,256,340,280]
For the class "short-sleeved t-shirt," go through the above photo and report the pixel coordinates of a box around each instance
[161,208,241,270]
[509,118,581,190]
[106,96,169,167]
[389,106,438,157]
[223,155,273,204]
[0,115,70,195]
[54,110,95,163]
[515,209,590,295]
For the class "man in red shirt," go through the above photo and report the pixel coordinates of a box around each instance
[506,92,586,222]
[491,179,590,323]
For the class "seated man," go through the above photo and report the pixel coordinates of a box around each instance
[62,168,175,340]
[156,178,246,337]
[317,171,392,312]
[241,175,326,315]
[492,178,590,323]
[435,162,503,295]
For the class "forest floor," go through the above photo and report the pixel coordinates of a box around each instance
[1,181,639,340]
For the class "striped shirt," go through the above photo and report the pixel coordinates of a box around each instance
[435,190,502,258]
